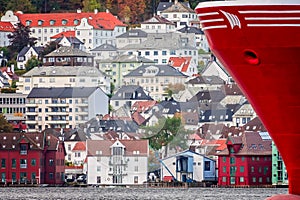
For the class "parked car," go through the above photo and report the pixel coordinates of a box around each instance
[76,175,86,183]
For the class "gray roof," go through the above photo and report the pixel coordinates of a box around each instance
[27,87,99,98]
[124,64,188,78]
[96,54,154,64]
[22,66,105,77]
[177,26,204,34]
[90,44,117,52]
[120,33,196,50]
[162,1,194,13]
[157,2,173,12]
[45,46,92,57]
[55,37,83,45]
[142,15,174,25]
[18,46,44,57]
[116,29,148,38]
[111,85,153,100]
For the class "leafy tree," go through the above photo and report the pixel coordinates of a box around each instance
[6,0,36,13]
[118,0,146,23]
[82,0,101,12]
[142,116,182,158]
[25,56,41,71]
[42,41,59,58]
[8,22,37,55]
[0,114,13,132]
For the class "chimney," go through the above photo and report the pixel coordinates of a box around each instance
[77,9,81,13]
[94,9,98,14]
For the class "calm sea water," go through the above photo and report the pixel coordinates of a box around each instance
[0,187,288,200]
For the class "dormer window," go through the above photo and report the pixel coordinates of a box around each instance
[26,20,32,26]
[62,19,67,25]
[50,20,56,26]
[38,20,43,26]
[74,19,79,25]
[20,144,27,155]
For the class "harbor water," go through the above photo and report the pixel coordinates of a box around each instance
[0,187,288,200]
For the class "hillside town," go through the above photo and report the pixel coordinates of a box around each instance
[0,0,288,188]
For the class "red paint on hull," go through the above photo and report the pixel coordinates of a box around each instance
[196,1,300,196]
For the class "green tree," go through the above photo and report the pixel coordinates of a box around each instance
[0,114,13,132]
[142,116,182,158]
[82,0,101,12]
[6,0,36,13]
[25,56,41,71]
[8,22,37,55]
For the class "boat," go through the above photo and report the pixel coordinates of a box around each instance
[195,0,300,198]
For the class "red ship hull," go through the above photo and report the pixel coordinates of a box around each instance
[195,0,300,196]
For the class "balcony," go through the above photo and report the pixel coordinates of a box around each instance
[47,120,68,124]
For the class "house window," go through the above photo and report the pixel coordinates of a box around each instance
[240,166,244,173]
[1,173,5,182]
[252,177,256,183]
[204,161,210,171]
[145,51,150,56]
[162,51,167,55]
[154,51,158,56]
[230,177,235,184]
[12,159,16,168]
[49,173,54,180]
[31,159,36,166]
[1,159,5,168]
[223,157,226,162]
[97,176,101,183]
[230,157,235,164]
[222,177,226,182]
[68,144,71,151]
[251,166,255,173]
[49,159,54,166]
[31,172,36,180]
[223,166,226,173]
[134,176,138,184]
[20,159,27,168]
[97,166,101,172]
[240,177,244,183]
[134,166,138,172]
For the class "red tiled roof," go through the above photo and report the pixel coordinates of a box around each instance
[0,22,14,32]
[131,111,146,125]
[15,11,126,30]
[131,100,157,113]
[72,141,86,151]
[50,31,75,39]
[168,57,191,72]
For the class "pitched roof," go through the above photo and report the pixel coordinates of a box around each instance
[50,31,75,39]
[0,132,62,151]
[162,1,194,13]
[142,15,174,25]
[27,87,99,98]
[16,11,126,30]
[23,66,105,77]
[86,139,148,156]
[124,64,188,78]
[45,46,92,57]
[177,26,204,34]
[168,56,191,72]
[111,85,153,100]
[18,46,44,57]
[0,21,14,32]
[72,141,86,151]
[116,29,148,38]
[186,75,225,85]
[218,131,272,156]
[90,43,117,51]
[131,100,157,113]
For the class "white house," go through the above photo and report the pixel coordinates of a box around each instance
[0,21,14,47]
[160,149,217,182]
[17,66,111,95]
[2,10,127,50]
[86,139,149,185]
[16,46,44,70]
[159,0,199,29]
[140,15,176,33]
[26,87,109,132]
[119,32,198,65]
